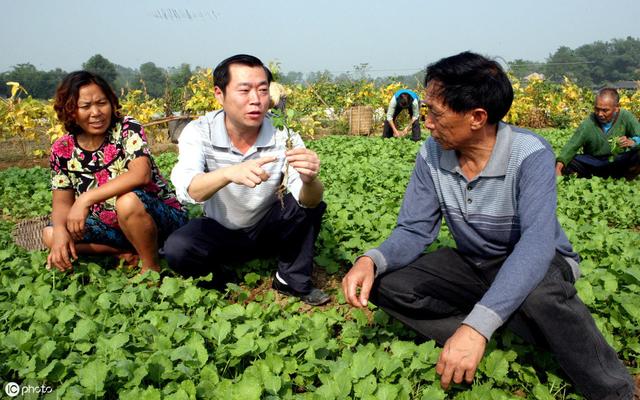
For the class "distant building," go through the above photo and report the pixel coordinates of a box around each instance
[608,81,639,91]
[524,72,545,81]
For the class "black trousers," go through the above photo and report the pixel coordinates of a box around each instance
[382,106,421,142]
[162,194,326,294]
[369,247,634,400]
[563,148,640,180]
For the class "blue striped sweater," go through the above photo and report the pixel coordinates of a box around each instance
[365,123,580,339]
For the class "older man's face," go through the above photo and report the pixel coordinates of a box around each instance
[423,82,475,150]
[594,95,619,124]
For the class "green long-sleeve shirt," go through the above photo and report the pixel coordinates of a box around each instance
[556,109,640,165]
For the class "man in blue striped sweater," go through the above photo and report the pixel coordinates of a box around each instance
[342,52,635,399]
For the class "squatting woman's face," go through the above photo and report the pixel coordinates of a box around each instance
[74,83,112,136]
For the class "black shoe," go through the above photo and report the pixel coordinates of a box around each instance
[271,277,330,306]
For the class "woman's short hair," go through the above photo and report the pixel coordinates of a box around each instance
[54,70,121,134]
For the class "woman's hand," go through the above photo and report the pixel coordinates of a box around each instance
[47,226,77,272]
[66,194,90,241]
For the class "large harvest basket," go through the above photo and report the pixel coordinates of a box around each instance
[11,215,50,251]
[347,106,373,136]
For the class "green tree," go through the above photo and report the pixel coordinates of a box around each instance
[168,63,192,88]
[508,59,544,80]
[0,63,67,99]
[281,71,303,84]
[166,63,193,113]
[113,64,138,94]
[83,54,117,87]
[544,37,640,86]
[544,46,591,85]
[136,62,166,98]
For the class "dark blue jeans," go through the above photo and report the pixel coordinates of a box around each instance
[369,247,634,400]
[564,148,640,179]
[162,194,326,294]
[382,106,421,142]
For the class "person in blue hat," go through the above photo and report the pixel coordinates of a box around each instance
[383,89,421,141]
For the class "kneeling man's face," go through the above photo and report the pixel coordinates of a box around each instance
[215,64,270,133]
[594,95,619,124]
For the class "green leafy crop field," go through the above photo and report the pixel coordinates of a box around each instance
[1,131,638,399]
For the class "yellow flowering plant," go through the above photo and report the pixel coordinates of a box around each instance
[0,82,65,156]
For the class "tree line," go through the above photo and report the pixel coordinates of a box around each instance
[0,54,193,101]
[2,36,638,100]
[508,36,640,87]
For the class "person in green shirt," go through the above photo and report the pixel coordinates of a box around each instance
[555,88,640,179]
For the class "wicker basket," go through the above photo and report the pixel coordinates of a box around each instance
[11,215,50,251]
[347,106,373,136]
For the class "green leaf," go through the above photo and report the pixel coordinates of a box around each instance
[532,383,555,400]
[37,340,57,362]
[354,374,377,397]
[171,345,195,362]
[179,380,197,398]
[374,383,399,400]
[575,280,595,305]
[106,332,130,351]
[209,320,232,344]
[243,272,261,287]
[481,350,510,383]
[57,304,76,325]
[390,340,416,360]
[119,292,137,308]
[351,347,376,379]
[77,359,108,394]
[416,340,439,365]
[36,360,62,380]
[119,386,162,400]
[4,330,32,349]
[96,293,114,309]
[316,376,352,399]
[70,319,97,341]
[159,277,181,297]
[261,370,281,395]
[219,303,245,320]
[76,342,94,353]
[187,334,209,367]
[234,376,262,400]
[420,384,446,400]
[380,356,403,378]
[229,337,256,357]
[180,286,203,307]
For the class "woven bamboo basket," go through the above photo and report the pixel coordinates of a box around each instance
[11,215,50,251]
[347,106,373,136]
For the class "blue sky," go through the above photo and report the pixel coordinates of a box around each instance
[2,0,639,76]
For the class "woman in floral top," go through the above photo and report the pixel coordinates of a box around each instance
[43,71,187,273]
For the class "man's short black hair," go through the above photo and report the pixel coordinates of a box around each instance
[424,51,513,124]
[596,88,619,105]
[213,54,273,93]
[397,93,412,109]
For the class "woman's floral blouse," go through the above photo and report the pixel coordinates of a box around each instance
[50,117,184,228]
